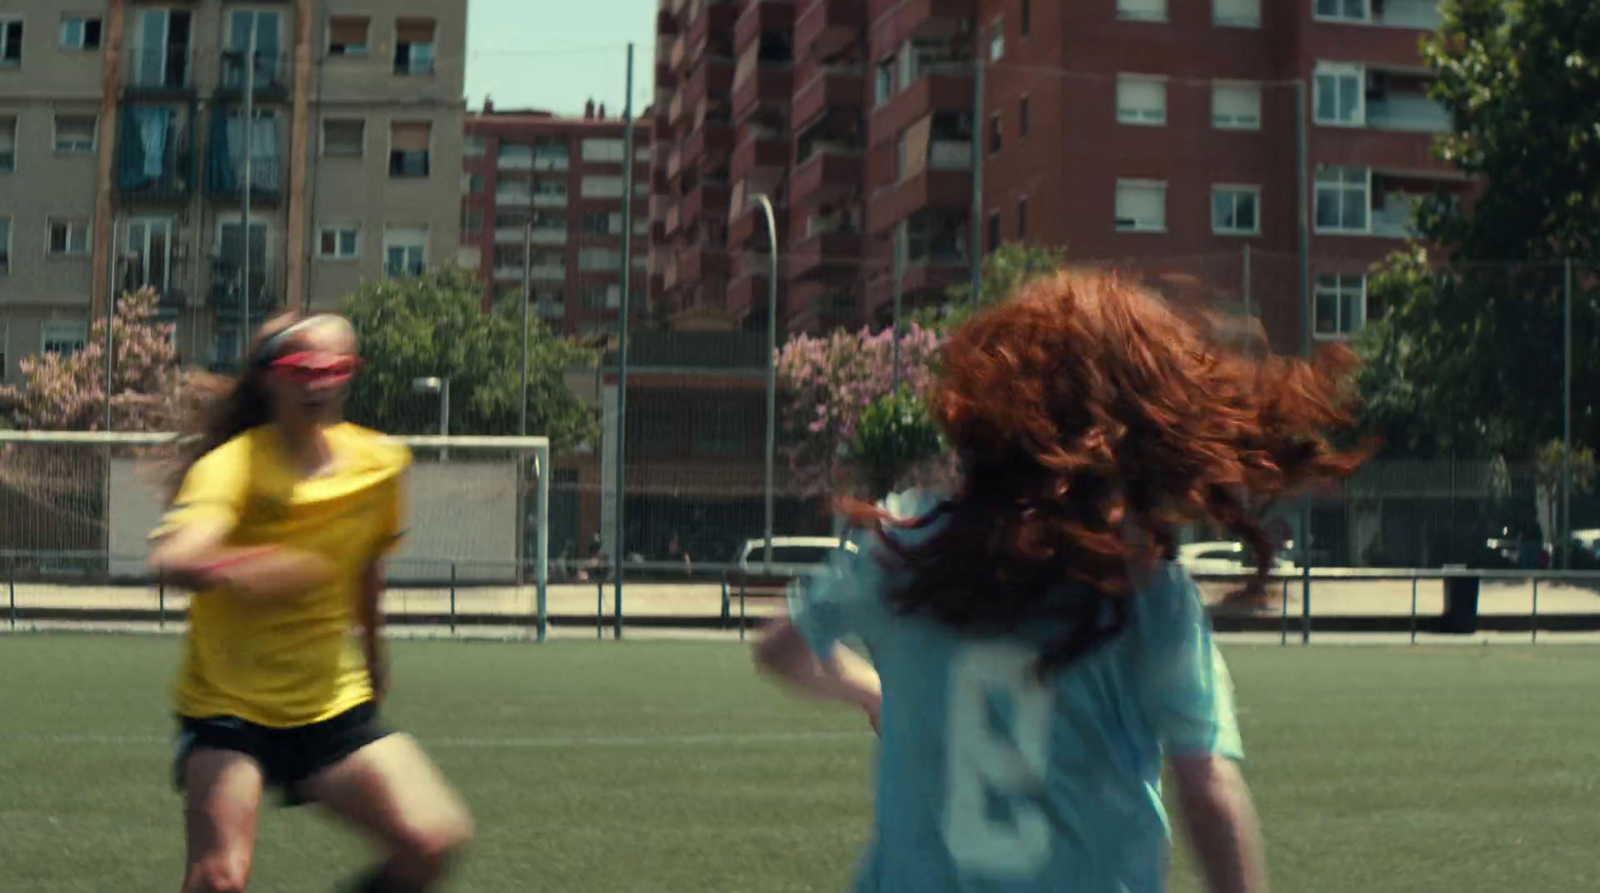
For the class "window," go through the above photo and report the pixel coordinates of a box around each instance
[1314,0,1368,22]
[327,16,369,57]
[582,138,627,163]
[578,248,622,271]
[124,218,176,294]
[0,322,7,377]
[1314,274,1367,338]
[388,121,431,177]
[581,176,624,199]
[468,173,484,194]
[394,18,436,76]
[1213,82,1262,130]
[131,8,192,90]
[224,10,283,89]
[583,212,623,236]
[462,208,483,232]
[1021,0,1031,37]
[0,116,14,171]
[989,18,1005,62]
[988,114,1002,154]
[1212,186,1261,235]
[464,135,486,157]
[874,58,895,105]
[1314,64,1364,125]
[1018,197,1028,241]
[987,211,1001,253]
[0,218,9,274]
[582,284,621,309]
[48,219,90,255]
[383,225,427,277]
[43,320,88,356]
[1,19,22,65]
[1019,95,1031,138]
[1214,0,1261,27]
[1117,76,1167,126]
[317,224,360,259]
[1117,0,1168,22]
[55,115,97,153]
[1314,166,1369,232]
[322,119,364,157]
[60,17,103,50]
[1115,180,1166,232]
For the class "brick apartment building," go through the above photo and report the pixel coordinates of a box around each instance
[650,0,1467,352]
[0,0,467,381]
[461,100,653,337]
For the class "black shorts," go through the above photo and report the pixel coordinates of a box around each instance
[173,701,391,807]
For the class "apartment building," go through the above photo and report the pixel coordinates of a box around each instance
[0,0,465,383]
[462,101,652,337]
[651,0,1466,352]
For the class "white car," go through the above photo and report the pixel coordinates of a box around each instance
[1177,540,1297,576]
[736,536,857,576]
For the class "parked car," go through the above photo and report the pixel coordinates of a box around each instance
[735,536,856,577]
[1177,541,1298,576]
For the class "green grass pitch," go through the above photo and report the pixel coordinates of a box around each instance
[0,636,1594,892]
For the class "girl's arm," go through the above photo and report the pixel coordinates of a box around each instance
[150,518,335,600]
[754,619,882,733]
[358,558,389,702]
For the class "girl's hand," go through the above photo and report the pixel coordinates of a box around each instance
[864,698,882,737]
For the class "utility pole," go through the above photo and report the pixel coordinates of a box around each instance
[613,43,635,638]
[239,25,257,361]
[1295,79,1313,644]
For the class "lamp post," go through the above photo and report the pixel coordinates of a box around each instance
[412,376,449,460]
[750,192,778,570]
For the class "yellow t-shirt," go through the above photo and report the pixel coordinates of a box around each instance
[152,422,411,728]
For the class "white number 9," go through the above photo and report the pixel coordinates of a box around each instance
[942,642,1053,878]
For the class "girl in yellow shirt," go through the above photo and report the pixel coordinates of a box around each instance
[149,313,472,893]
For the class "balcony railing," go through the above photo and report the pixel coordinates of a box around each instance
[928,140,972,169]
[1366,94,1451,134]
[218,51,293,97]
[208,260,282,311]
[496,226,568,245]
[117,106,196,201]
[125,47,193,94]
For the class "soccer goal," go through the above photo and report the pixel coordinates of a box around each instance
[0,430,553,641]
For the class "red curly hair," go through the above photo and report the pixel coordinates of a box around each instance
[850,269,1370,672]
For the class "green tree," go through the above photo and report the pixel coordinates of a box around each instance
[917,242,1066,331]
[341,267,598,452]
[850,387,945,499]
[1357,0,1600,460]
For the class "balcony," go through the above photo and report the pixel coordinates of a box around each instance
[733,67,794,122]
[657,0,682,36]
[656,59,679,88]
[498,152,570,173]
[1366,92,1451,134]
[216,51,293,101]
[116,105,196,202]
[675,180,732,225]
[867,168,971,236]
[728,192,782,248]
[867,0,974,59]
[203,112,284,205]
[793,63,865,130]
[124,47,194,96]
[208,260,283,314]
[735,1,796,53]
[869,70,974,147]
[495,263,566,281]
[679,242,733,286]
[730,125,787,186]
[789,229,862,281]
[791,147,864,206]
[728,257,785,321]
[495,226,568,245]
[678,121,736,174]
[678,57,737,126]
[795,0,867,61]
[686,1,740,65]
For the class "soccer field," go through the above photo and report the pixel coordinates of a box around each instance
[0,637,1594,893]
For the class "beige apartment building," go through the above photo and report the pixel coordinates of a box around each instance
[0,0,466,382]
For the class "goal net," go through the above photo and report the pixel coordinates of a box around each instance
[0,431,551,633]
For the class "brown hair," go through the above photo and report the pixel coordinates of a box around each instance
[848,270,1371,673]
[165,311,309,498]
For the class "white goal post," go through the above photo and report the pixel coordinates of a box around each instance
[0,430,553,641]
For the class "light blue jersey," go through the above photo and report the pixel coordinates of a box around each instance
[788,490,1243,893]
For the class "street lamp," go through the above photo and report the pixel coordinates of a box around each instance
[412,376,450,460]
[749,193,778,570]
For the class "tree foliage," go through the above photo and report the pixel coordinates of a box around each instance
[1357,0,1600,460]
[0,289,194,432]
[776,323,941,496]
[920,242,1067,332]
[850,387,945,499]
[341,267,598,452]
